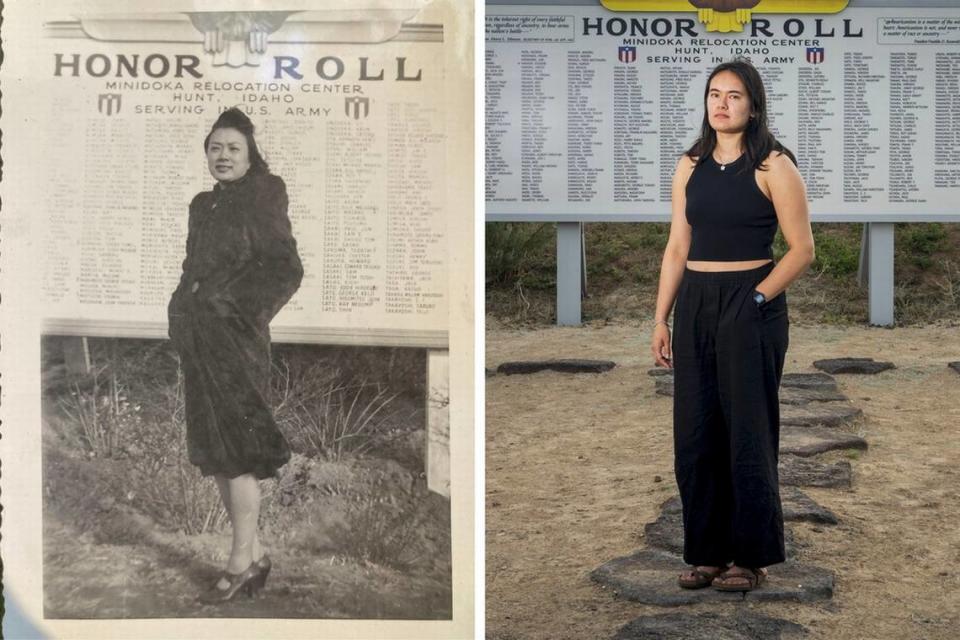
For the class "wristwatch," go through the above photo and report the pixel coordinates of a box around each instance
[752,290,767,306]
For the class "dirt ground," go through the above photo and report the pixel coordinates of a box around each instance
[42,435,451,620]
[485,320,960,639]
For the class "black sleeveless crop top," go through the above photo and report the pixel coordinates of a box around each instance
[684,154,778,261]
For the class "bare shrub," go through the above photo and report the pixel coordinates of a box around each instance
[56,363,130,458]
[128,368,228,535]
[334,488,441,570]
[273,360,401,460]
[930,257,960,312]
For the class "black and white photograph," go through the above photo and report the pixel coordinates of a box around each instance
[40,337,451,619]
[1,0,475,637]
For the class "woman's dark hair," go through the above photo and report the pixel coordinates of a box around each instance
[685,58,797,172]
[203,107,269,174]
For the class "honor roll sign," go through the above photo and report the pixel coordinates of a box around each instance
[486,0,960,221]
[8,0,454,347]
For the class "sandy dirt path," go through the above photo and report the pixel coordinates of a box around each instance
[486,322,960,639]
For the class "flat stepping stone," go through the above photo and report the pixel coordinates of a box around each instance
[644,497,798,556]
[779,456,853,489]
[591,548,834,605]
[655,376,848,405]
[779,386,847,405]
[813,357,895,374]
[660,495,682,515]
[780,426,868,457]
[613,611,808,640]
[780,487,838,525]
[648,367,673,377]
[781,403,862,428]
[949,361,960,375]
[780,372,838,391]
[497,359,616,375]
[655,377,674,396]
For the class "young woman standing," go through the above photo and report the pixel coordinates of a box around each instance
[650,59,815,591]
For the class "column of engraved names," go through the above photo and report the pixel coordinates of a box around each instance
[485,48,515,202]
[796,66,835,201]
[386,102,445,315]
[521,50,553,202]
[264,117,324,315]
[80,117,141,307]
[842,52,885,203]
[613,64,655,203]
[888,52,927,203]
[934,53,960,188]
[322,120,383,314]
[759,66,787,140]
[659,68,699,202]
[43,97,83,306]
[140,119,197,308]
[567,50,604,203]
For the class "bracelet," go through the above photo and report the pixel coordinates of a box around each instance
[653,319,669,329]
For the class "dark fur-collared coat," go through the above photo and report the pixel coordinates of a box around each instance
[168,171,303,479]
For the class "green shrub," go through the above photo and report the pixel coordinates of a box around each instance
[811,226,860,276]
[772,228,788,260]
[636,224,670,251]
[485,222,554,289]
[898,223,947,270]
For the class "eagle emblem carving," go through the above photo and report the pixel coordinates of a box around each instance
[688,0,761,32]
[188,12,292,67]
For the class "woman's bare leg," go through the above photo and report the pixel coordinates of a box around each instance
[224,473,261,574]
[211,475,236,590]
[213,475,233,526]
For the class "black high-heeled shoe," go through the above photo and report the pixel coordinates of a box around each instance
[254,554,272,590]
[199,562,263,603]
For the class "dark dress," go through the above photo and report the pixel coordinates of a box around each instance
[168,171,303,479]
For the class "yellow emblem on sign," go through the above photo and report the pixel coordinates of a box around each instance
[601,1,849,33]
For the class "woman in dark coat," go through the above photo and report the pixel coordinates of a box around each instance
[168,108,303,602]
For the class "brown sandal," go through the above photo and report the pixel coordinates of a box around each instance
[712,566,767,592]
[677,565,727,589]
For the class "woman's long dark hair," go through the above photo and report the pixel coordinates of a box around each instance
[685,59,797,172]
[203,107,270,175]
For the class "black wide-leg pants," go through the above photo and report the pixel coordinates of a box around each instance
[671,262,789,568]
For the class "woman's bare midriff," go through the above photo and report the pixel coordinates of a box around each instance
[686,258,772,272]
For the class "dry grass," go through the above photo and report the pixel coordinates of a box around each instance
[43,338,427,539]
[56,365,128,459]
[334,489,443,570]
[272,360,404,461]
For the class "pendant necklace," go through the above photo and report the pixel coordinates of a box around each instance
[716,150,740,171]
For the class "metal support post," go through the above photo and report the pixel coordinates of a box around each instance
[863,222,895,326]
[557,222,583,326]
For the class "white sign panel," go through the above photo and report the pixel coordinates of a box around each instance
[485,4,960,219]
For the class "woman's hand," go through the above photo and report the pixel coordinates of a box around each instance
[651,323,673,369]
